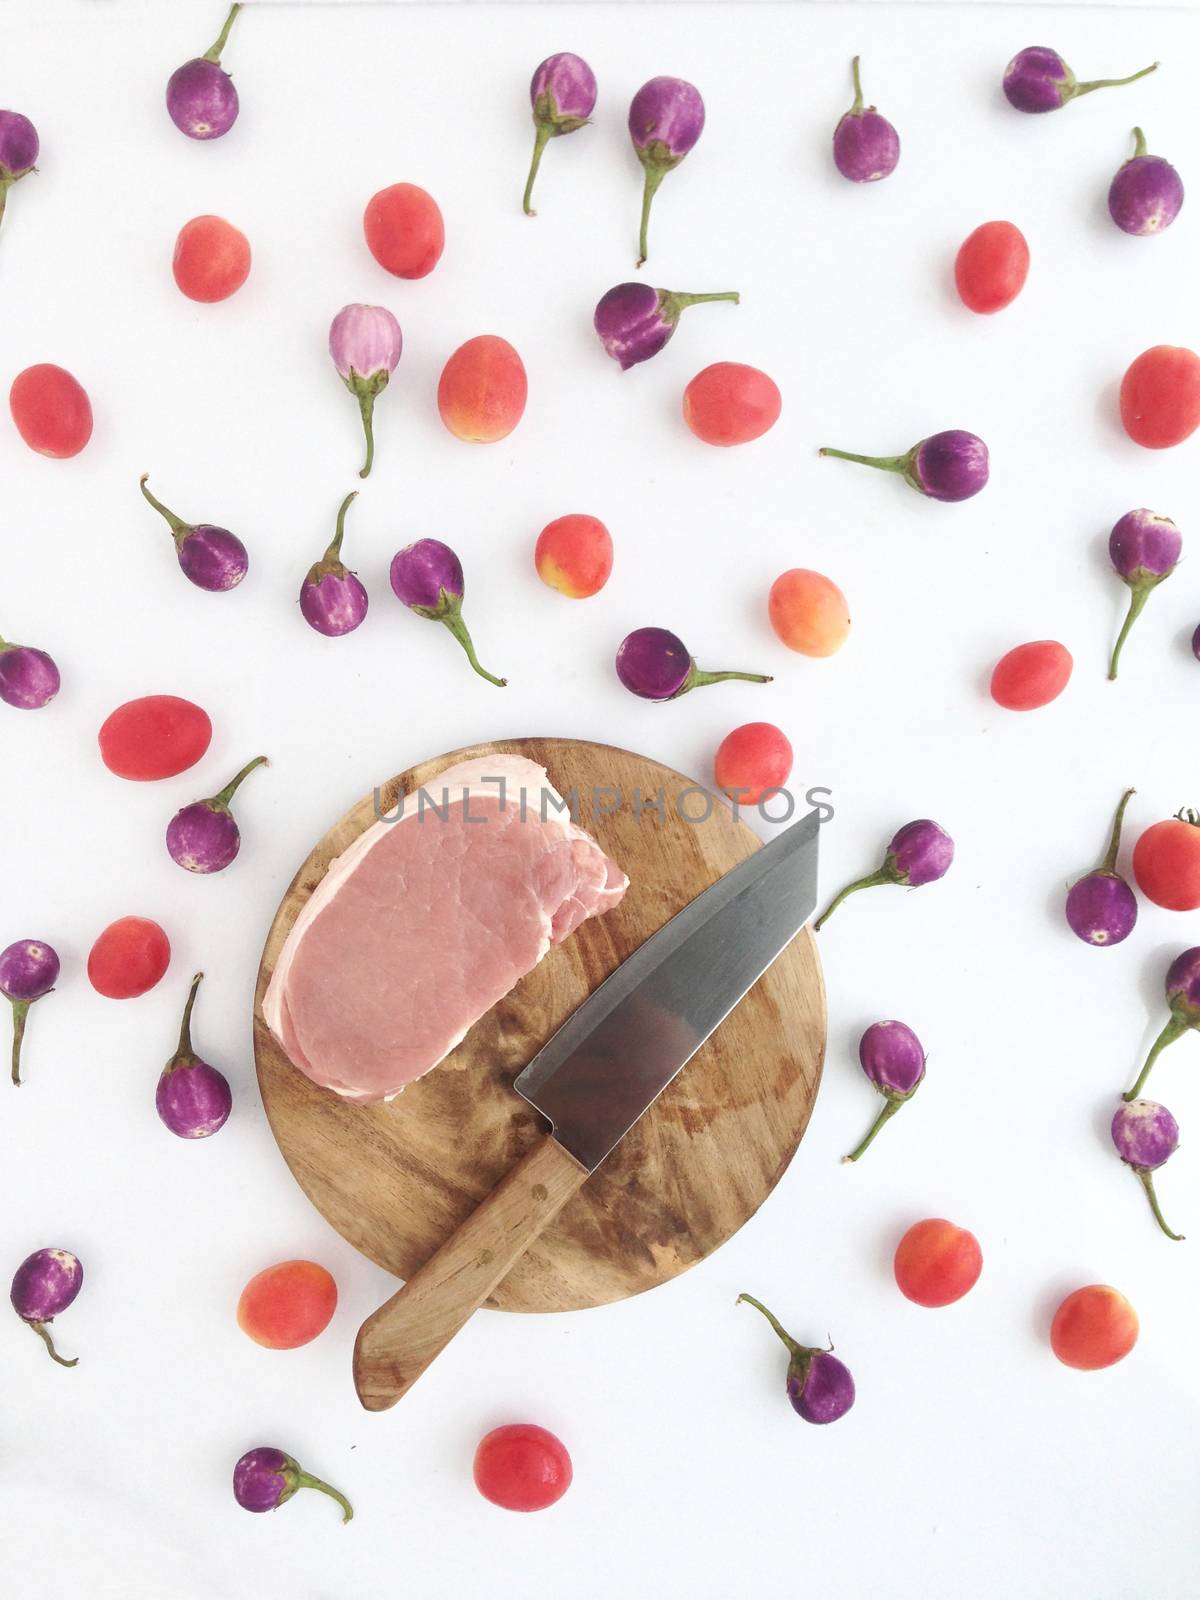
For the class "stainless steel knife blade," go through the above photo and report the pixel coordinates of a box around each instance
[515,807,820,1172]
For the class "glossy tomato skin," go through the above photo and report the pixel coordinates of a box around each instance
[10,364,93,458]
[683,363,782,446]
[1050,1285,1138,1370]
[1120,345,1200,448]
[714,722,793,805]
[473,1424,572,1512]
[87,917,171,999]
[363,183,445,279]
[98,696,212,780]
[535,515,612,598]
[769,569,850,657]
[955,221,1030,313]
[894,1218,982,1307]
[990,640,1072,710]
[173,215,251,303]
[1132,816,1200,909]
[237,1260,337,1349]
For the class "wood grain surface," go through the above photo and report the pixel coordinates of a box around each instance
[253,738,826,1314]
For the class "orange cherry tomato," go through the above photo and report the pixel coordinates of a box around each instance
[535,515,612,598]
[1050,1285,1138,1370]
[237,1260,338,1349]
[437,335,527,443]
[683,363,782,446]
[894,1218,982,1307]
[768,569,850,657]
[1132,812,1200,909]
[714,722,793,805]
[172,215,251,303]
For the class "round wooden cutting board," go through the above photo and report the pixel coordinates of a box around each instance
[254,738,826,1313]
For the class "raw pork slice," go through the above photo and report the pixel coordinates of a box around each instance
[262,755,627,1103]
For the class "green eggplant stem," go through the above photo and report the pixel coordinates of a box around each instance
[843,1096,903,1163]
[357,392,376,479]
[440,608,507,687]
[685,666,773,693]
[637,164,666,268]
[819,447,908,475]
[30,1320,77,1367]
[295,1470,354,1523]
[1100,788,1136,874]
[1125,1014,1189,1101]
[203,3,242,65]
[175,972,203,1058]
[523,123,552,215]
[1135,1167,1184,1241]
[1072,63,1158,99]
[139,475,190,540]
[1108,588,1149,680]
[813,866,894,930]
[10,999,29,1086]
[850,55,865,114]
[736,1293,800,1355]
[213,756,268,809]
[325,492,357,562]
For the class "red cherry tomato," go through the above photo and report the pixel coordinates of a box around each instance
[363,183,445,279]
[1120,345,1200,448]
[1132,814,1200,909]
[437,335,527,443]
[473,1424,572,1512]
[894,1218,982,1307]
[954,221,1030,314]
[683,363,782,446]
[98,695,212,780]
[236,1260,337,1349]
[87,917,171,999]
[714,722,793,805]
[990,640,1072,710]
[172,215,251,303]
[9,364,93,458]
[1050,1285,1138,1370]
[535,514,613,598]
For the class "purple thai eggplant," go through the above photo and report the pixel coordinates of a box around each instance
[329,304,403,479]
[815,819,954,930]
[1065,789,1138,947]
[301,492,369,637]
[156,973,232,1139]
[1125,947,1200,1101]
[524,53,597,216]
[1107,509,1181,679]
[0,110,38,238]
[0,939,59,1086]
[166,756,267,874]
[737,1295,855,1424]
[166,4,242,140]
[820,430,988,502]
[616,626,771,701]
[843,1020,926,1162]
[10,1247,82,1366]
[389,539,506,686]
[628,76,705,266]
[233,1447,353,1522]
[832,57,900,182]
[594,282,739,370]
[1003,47,1157,114]
[0,636,59,709]
[1108,129,1184,236]
[139,475,248,592]
[1111,1100,1184,1241]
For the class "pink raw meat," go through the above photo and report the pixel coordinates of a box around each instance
[262,756,626,1102]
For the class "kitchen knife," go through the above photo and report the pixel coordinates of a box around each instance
[353,805,820,1411]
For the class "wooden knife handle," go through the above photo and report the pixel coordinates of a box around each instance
[352,1134,589,1412]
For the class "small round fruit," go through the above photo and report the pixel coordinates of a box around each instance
[87,917,171,999]
[714,723,793,805]
[98,695,212,781]
[990,640,1072,710]
[437,335,527,443]
[1132,815,1200,910]
[172,215,251,303]
[683,363,782,446]
[894,1218,982,1307]
[1120,345,1200,449]
[955,221,1030,314]
[473,1424,572,1512]
[363,182,445,279]
[768,569,850,657]
[237,1260,338,1350]
[535,514,612,598]
[1050,1285,1138,1370]
[9,364,93,458]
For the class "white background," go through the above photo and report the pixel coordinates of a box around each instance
[3,2,1199,1596]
